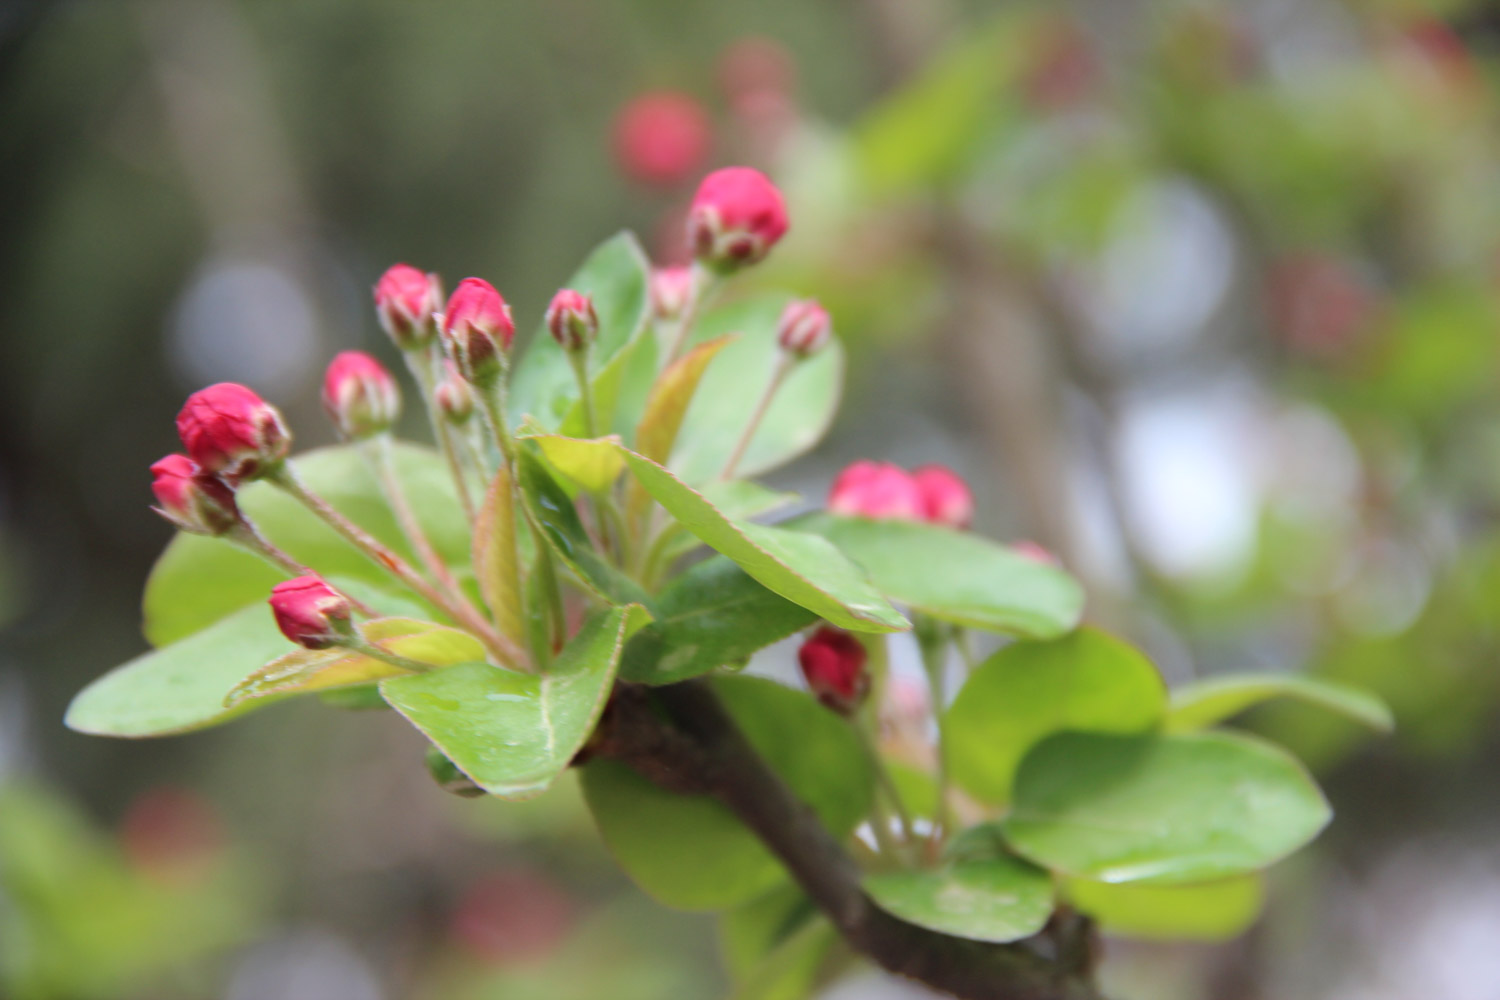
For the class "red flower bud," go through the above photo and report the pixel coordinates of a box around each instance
[777,299,832,358]
[798,625,869,715]
[268,575,352,650]
[828,461,924,521]
[544,289,598,352]
[322,351,401,439]
[912,464,974,530]
[650,266,694,320]
[1012,541,1060,567]
[434,362,476,425]
[687,166,789,271]
[441,278,514,385]
[176,383,290,483]
[613,92,712,188]
[150,454,241,536]
[374,263,442,350]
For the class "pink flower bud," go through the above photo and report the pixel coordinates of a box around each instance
[912,464,974,530]
[434,363,476,425]
[322,351,401,439]
[374,263,443,350]
[776,298,832,358]
[441,278,514,386]
[176,383,290,483]
[612,92,712,188]
[150,454,241,536]
[687,166,789,271]
[268,575,352,650]
[544,289,598,353]
[827,460,924,521]
[798,625,869,715]
[1012,541,1060,567]
[650,266,694,320]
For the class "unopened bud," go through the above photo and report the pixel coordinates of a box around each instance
[441,278,514,386]
[776,299,831,359]
[687,166,789,271]
[827,460,924,521]
[150,454,241,536]
[322,351,400,439]
[612,91,711,188]
[797,625,869,715]
[545,289,598,353]
[650,266,694,321]
[268,575,353,650]
[374,263,443,350]
[434,363,476,425]
[912,464,974,530]
[176,383,290,484]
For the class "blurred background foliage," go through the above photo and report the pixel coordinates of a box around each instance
[4,0,1500,997]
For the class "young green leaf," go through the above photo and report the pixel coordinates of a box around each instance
[524,433,627,495]
[648,480,804,569]
[581,676,875,911]
[620,555,817,685]
[508,232,651,428]
[1063,876,1265,941]
[719,884,819,984]
[799,515,1085,639]
[1165,673,1394,734]
[730,917,839,1000]
[144,444,467,646]
[864,831,1054,944]
[628,334,738,521]
[614,447,907,633]
[1002,731,1332,884]
[669,296,844,484]
[382,604,651,799]
[472,467,527,645]
[945,628,1166,806]
[225,618,486,707]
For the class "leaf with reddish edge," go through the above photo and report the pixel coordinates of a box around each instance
[628,334,737,522]
[472,468,527,646]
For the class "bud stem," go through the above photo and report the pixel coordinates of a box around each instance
[917,618,956,850]
[719,351,794,480]
[565,350,598,438]
[336,634,438,675]
[662,262,719,365]
[476,376,518,473]
[224,523,377,618]
[404,347,477,524]
[855,714,917,851]
[364,433,474,611]
[268,466,525,668]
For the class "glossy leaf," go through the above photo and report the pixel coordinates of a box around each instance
[225,618,486,707]
[143,443,466,646]
[629,334,737,520]
[946,628,1166,806]
[525,433,627,495]
[802,515,1084,639]
[864,829,1054,943]
[1003,731,1332,884]
[1064,876,1265,941]
[1166,673,1394,734]
[508,232,652,428]
[66,605,294,737]
[620,555,817,685]
[670,296,844,484]
[616,448,907,633]
[515,447,649,606]
[382,605,651,799]
[639,480,803,570]
[472,467,527,645]
[582,676,874,910]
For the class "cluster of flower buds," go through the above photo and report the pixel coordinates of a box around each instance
[687,166,789,271]
[797,625,870,715]
[268,575,353,650]
[828,461,975,530]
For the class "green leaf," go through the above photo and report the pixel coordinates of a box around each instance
[472,468,527,646]
[720,884,818,983]
[620,555,817,685]
[525,433,627,495]
[1165,673,1394,734]
[225,618,486,707]
[801,515,1085,639]
[382,605,651,799]
[143,443,466,646]
[582,675,874,910]
[66,604,294,737]
[638,479,803,571]
[515,446,650,606]
[731,918,838,1000]
[629,334,738,521]
[1063,876,1265,941]
[670,296,844,484]
[615,447,907,633]
[509,232,652,429]
[946,628,1166,806]
[1002,731,1332,884]
[864,828,1054,943]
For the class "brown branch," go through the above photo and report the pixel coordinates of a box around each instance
[589,680,1104,1000]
